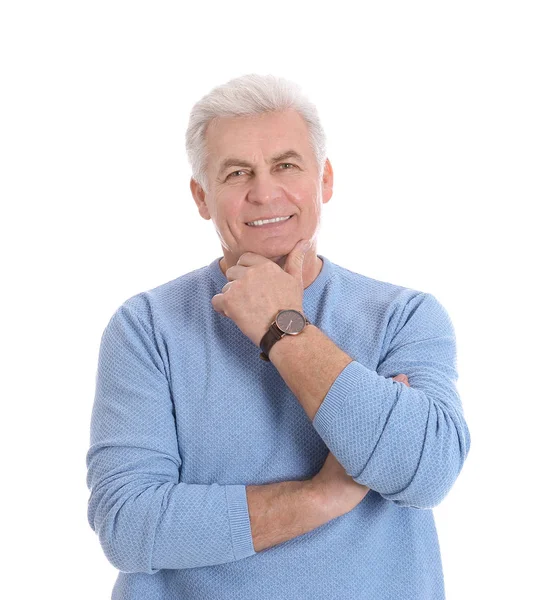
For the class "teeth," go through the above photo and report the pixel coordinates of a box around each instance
[247,215,291,227]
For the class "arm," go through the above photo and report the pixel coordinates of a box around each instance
[86,303,256,573]
[246,480,333,552]
[269,291,471,509]
[247,434,376,552]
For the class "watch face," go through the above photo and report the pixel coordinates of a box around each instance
[276,310,306,334]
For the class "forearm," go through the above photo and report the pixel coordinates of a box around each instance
[246,479,331,552]
[269,324,353,422]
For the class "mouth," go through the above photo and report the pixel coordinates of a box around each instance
[245,214,295,228]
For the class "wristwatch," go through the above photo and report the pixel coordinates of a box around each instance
[259,309,311,361]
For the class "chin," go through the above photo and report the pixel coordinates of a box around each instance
[244,236,300,257]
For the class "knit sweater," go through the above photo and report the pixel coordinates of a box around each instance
[86,253,471,600]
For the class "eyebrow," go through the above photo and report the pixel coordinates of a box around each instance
[217,150,305,178]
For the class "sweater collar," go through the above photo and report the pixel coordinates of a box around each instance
[207,253,334,306]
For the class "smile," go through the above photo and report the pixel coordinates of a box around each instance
[246,215,294,227]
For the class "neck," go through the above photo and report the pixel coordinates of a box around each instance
[219,251,323,289]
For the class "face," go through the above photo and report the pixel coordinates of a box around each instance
[190,108,333,272]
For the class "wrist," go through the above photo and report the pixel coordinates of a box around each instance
[259,308,311,362]
[268,322,318,363]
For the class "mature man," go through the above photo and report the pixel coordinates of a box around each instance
[86,74,471,599]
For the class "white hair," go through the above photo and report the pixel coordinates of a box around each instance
[185,73,327,194]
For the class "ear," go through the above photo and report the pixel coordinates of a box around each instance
[190,178,211,220]
[321,158,333,205]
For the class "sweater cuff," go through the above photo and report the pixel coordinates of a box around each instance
[226,485,256,559]
[312,360,363,432]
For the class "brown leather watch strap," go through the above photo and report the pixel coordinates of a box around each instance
[259,323,285,362]
[259,316,311,362]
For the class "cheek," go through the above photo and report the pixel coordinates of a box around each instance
[217,204,244,236]
[300,195,321,216]
[290,180,320,205]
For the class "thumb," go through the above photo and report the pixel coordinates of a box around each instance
[284,239,311,282]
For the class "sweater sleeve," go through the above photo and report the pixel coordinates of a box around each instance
[85,303,256,574]
[311,292,471,509]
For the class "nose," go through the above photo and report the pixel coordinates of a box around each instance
[246,170,285,207]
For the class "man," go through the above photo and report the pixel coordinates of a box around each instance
[86,73,471,600]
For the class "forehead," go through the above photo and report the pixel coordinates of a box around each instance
[206,109,312,167]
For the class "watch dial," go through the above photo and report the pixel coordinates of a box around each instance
[276,310,305,334]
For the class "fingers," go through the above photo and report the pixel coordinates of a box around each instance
[392,374,410,387]
[211,293,228,317]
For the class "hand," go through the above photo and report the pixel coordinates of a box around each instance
[311,373,410,518]
[211,239,311,347]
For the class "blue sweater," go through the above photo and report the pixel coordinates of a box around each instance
[86,254,471,600]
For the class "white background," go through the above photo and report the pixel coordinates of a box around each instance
[1,1,540,598]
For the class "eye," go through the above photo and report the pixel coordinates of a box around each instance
[279,163,296,170]
[226,170,246,180]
